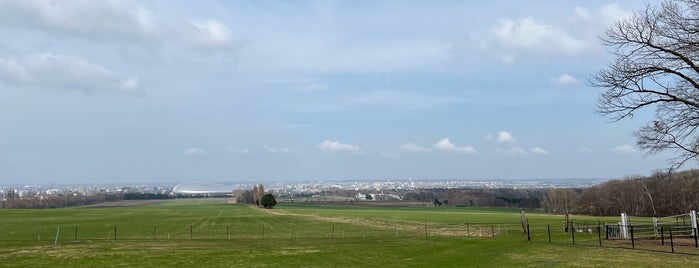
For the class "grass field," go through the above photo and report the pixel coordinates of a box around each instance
[1,199,698,267]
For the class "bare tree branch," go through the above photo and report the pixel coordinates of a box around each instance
[591,0,699,169]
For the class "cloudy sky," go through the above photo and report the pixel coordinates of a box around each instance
[0,0,683,185]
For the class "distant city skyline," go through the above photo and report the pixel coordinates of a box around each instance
[0,0,689,185]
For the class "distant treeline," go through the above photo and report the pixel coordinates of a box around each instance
[0,194,122,209]
[0,193,175,209]
[540,169,699,217]
[576,170,699,216]
[123,193,173,200]
[401,188,544,209]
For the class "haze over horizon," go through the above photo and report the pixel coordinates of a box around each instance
[0,0,688,185]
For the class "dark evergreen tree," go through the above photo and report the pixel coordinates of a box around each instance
[261,193,277,209]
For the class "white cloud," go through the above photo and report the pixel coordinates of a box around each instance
[612,144,637,154]
[318,140,362,153]
[496,131,515,143]
[293,90,458,112]
[186,18,235,49]
[303,83,329,92]
[240,36,451,73]
[0,53,138,92]
[573,6,593,21]
[551,74,580,86]
[496,147,526,155]
[119,77,139,91]
[572,4,631,28]
[598,4,632,27]
[351,90,458,110]
[184,147,206,155]
[531,147,550,155]
[398,143,431,153]
[434,138,477,154]
[497,53,516,64]
[0,0,158,41]
[577,147,594,154]
[262,145,293,154]
[491,17,590,56]
[228,147,249,154]
[381,151,399,159]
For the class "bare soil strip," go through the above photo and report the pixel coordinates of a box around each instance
[261,208,504,237]
[79,199,171,208]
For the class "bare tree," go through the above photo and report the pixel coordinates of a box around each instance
[543,188,577,215]
[257,184,265,207]
[252,185,258,205]
[591,0,699,169]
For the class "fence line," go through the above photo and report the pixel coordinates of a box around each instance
[4,221,699,256]
[1,222,525,242]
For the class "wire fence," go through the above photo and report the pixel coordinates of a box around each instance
[1,222,526,243]
[526,222,699,255]
[4,220,699,255]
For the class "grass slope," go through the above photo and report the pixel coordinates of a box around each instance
[0,199,697,267]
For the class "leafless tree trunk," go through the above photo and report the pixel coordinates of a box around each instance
[640,182,657,216]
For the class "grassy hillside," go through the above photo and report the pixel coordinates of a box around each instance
[0,199,697,267]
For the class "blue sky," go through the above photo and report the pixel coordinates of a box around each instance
[0,0,683,184]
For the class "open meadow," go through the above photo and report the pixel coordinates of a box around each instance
[1,199,698,267]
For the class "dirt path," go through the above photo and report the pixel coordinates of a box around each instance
[79,199,171,208]
[260,207,499,237]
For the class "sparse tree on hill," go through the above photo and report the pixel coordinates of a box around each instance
[252,185,258,205]
[256,184,265,207]
[233,190,253,204]
[365,193,373,200]
[591,0,699,169]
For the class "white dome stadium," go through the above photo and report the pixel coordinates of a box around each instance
[171,182,234,195]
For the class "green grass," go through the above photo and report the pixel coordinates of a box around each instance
[1,199,698,267]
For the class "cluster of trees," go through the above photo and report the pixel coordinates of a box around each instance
[403,188,544,209]
[433,199,448,207]
[541,189,578,215]
[541,170,699,217]
[233,184,277,209]
[1,193,122,209]
[123,193,173,200]
[579,170,699,216]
